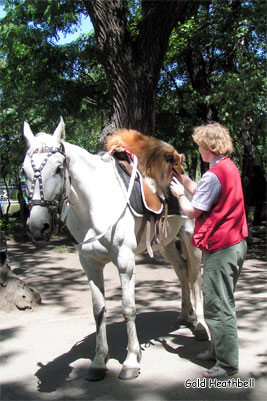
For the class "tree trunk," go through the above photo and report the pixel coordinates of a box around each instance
[185,153,198,180]
[14,173,28,227]
[241,119,256,219]
[2,177,10,229]
[83,0,192,147]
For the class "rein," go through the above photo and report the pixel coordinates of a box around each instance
[27,145,67,213]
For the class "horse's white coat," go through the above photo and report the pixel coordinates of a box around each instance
[22,118,207,380]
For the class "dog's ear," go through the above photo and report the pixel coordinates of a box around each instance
[164,152,174,164]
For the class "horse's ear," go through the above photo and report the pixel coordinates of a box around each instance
[53,116,65,142]
[23,121,35,148]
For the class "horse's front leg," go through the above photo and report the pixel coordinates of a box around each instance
[79,253,109,381]
[117,252,141,380]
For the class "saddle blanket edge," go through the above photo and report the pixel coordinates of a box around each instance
[114,158,181,217]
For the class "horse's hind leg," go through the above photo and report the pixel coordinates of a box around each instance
[160,239,193,325]
[117,252,141,380]
[79,254,109,381]
[179,222,209,340]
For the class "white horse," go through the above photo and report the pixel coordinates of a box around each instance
[22,118,208,381]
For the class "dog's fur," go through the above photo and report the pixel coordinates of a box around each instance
[106,129,184,197]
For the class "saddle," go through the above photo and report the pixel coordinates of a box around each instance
[111,148,182,257]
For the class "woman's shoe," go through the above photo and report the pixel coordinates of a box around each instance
[203,366,238,378]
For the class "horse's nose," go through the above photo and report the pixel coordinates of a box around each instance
[26,219,52,242]
[41,223,51,236]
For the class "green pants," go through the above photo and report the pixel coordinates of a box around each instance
[203,239,247,371]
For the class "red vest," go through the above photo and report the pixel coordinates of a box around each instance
[192,157,248,253]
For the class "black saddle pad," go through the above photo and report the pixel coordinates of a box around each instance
[115,160,181,216]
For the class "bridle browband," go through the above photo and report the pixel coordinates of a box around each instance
[27,145,67,212]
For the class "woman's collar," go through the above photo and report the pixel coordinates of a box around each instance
[210,155,227,168]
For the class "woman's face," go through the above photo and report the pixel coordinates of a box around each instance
[198,145,214,163]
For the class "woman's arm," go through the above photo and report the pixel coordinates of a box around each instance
[176,194,203,220]
[170,178,203,220]
[177,174,197,196]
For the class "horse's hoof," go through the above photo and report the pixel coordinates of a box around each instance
[195,330,209,341]
[86,367,108,381]
[175,317,188,327]
[194,322,209,341]
[118,367,140,380]
[175,316,194,328]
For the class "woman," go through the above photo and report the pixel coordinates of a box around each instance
[170,122,248,378]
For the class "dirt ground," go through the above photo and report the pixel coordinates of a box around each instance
[0,226,266,401]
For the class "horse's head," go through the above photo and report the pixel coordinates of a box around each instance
[22,117,67,242]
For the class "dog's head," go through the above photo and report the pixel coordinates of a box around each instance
[164,150,185,177]
[145,144,184,195]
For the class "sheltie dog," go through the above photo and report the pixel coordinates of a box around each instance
[106,129,184,198]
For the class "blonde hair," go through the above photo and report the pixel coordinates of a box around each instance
[192,122,233,155]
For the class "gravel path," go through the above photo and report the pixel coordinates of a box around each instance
[0,230,266,401]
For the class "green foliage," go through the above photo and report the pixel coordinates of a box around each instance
[0,0,109,230]
[158,0,266,174]
[0,0,109,159]
[0,0,265,189]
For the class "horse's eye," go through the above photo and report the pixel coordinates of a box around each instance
[55,166,63,175]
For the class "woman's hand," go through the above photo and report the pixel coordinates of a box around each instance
[170,177,185,198]
[170,177,203,220]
